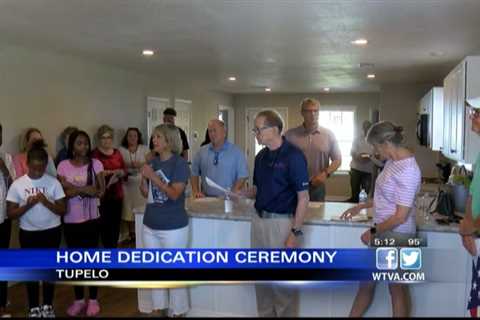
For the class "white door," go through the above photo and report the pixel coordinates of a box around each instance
[218,105,235,143]
[146,97,192,159]
[174,99,192,160]
[245,107,289,185]
[146,96,170,137]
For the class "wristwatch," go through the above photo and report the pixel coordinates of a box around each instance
[291,227,304,237]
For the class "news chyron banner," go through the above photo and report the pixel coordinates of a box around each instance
[0,248,425,283]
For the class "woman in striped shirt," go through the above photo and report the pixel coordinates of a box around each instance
[341,121,421,317]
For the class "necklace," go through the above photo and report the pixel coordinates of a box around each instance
[128,146,141,176]
[129,147,138,164]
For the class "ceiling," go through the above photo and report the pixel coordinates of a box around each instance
[1,0,480,93]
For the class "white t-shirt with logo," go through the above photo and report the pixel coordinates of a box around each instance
[6,174,65,231]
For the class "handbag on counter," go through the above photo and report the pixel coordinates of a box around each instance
[431,189,459,222]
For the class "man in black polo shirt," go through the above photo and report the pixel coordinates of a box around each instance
[247,110,310,317]
[163,108,190,160]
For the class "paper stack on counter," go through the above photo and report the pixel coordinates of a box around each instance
[205,177,233,197]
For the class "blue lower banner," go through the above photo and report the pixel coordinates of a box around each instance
[0,248,421,282]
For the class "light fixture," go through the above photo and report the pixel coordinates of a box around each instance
[323,87,330,92]
[358,62,375,68]
[367,74,376,79]
[265,88,272,92]
[430,51,445,57]
[351,39,368,46]
[228,76,237,81]
[142,50,155,56]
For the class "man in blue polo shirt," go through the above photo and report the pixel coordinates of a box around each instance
[191,119,248,197]
[244,110,309,317]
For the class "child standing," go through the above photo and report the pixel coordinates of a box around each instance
[57,130,105,317]
[6,141,66,317]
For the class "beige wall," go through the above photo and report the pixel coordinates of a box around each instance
[0,43,232,248]
[232,92,380,197]
[379,84,441,178]
[0,44,442,202]
[0,43,232,159]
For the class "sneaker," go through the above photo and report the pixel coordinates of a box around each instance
[27,307,42,318]
[0,306,11,318]
[86,300,100,317]
[41,305,55,318]
[66,300,86,317]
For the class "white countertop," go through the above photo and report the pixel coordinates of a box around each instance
[134,197,460,234]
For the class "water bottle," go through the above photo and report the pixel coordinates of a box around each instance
[359,188,368,215]
[224,192,233,214]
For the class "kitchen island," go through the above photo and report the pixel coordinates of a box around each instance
[134,198,470,317]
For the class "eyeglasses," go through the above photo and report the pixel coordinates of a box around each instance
[467,105,480,119]
[301,108,319,114]
[251,126,273,135]
[213,151,219,166]
[100,135,113,140]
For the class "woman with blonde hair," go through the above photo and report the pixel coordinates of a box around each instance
[140,124,191,317]
[13,127,56,179]
[341,121,421,317]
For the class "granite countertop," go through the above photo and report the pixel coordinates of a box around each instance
[135,197,460,234]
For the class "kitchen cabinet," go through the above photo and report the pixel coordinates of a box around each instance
[418,87,443,151]
[442,56,480,163]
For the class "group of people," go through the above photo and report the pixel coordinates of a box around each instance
[2,96,480,317]
[0,107,191,317]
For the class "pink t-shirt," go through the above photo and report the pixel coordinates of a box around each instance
[373,157,421,234]
[57,159,104,224]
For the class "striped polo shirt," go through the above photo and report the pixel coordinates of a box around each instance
[373,156,421,234]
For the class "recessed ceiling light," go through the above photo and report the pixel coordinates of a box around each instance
[265,88,272,92]
[228,76,237,81]
[142,50,154,56]
[367,74,376,79]
[358,62,375,68]
[351,39,368,46]
[323,87,330,92]
[430,51,445,57]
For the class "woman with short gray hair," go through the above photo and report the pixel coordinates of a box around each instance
[341,121,421,317]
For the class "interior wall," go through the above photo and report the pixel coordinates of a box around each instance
[0,43,232,159]
[0,43,232,247]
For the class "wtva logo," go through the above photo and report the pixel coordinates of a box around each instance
[376,248,398,270]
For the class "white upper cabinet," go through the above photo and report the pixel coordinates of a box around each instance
[419,87,444,151]
[442,56,480,163]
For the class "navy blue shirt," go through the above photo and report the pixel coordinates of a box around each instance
[253,138,309,214]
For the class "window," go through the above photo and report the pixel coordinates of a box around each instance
[318,109,355,171]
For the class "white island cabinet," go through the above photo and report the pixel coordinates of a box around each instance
[134,199,470,317]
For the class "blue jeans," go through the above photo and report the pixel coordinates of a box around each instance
[309,183,326,202]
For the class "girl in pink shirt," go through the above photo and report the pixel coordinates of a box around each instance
[57,130,105,317]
